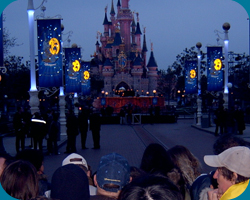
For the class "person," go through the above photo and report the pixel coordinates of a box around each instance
[30,112,47,151]
[118,173,184,200]
[0,160,39,200]
[62,153,96,195]
[65,109,79,153]
[140,143,186,195]
[78,107,89,149]
[47,112,60,155]
[234,105,245,135]
[0,154,13,177]
[214,106,225,136]
[204,146,250,200]
[140,143,175,175]
[89,110,101,149]
[16,149,51,197]
[91,152,131,200]
[190,134,247,200]
[13,106,26,153]
[50,164,90,200]
[167,145,202,200]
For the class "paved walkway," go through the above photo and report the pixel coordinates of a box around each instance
[2,120,250,180]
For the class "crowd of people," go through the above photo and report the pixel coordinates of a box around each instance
[0,133,249,200]
[12,106,102,155]
[214,105,246,136]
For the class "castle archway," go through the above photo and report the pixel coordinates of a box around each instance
[115,82,134,96]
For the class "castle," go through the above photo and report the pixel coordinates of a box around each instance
[90,0,158,97]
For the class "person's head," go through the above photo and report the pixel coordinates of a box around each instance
[16,149,44,174]
[213,134,247,155]
[94,152,131,198]
[140,143,174,175]
[0,154,13,177]
[62,153,89,175]
[204,146,250,194]
[0,160,39,200]
[130,166,146,181]
[118,173,183,200]
[51,164,90,200]
[167,145,201,186]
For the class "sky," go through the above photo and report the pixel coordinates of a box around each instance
[2,0,249,70]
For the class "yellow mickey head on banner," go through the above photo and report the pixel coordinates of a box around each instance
[83,71,90,80]
[190,69,196,79]
[214,58,222,71]
[72,60,81,72]
[49,38,60,55]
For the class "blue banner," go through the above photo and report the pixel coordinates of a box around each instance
[207,46,223,91]
[37,19,63,87]
[185,60,197,94]
[81,61,91,95]
[64,48,82,93]
[0,14,3,67]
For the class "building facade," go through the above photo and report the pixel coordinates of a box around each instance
[90,0,158,97]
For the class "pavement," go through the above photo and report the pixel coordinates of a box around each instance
[1,119,250,180]
[191,123,250,145]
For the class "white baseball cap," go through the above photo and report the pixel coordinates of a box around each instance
[62,153,88,170]
[204,146,250,177]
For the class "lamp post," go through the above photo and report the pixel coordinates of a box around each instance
[105,91,108,97]
[27,0,39,114]
[223,22,230,109]
[196,42,202,125]
[153,90,156,97]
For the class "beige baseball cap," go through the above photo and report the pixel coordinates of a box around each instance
[62,153,88,170]
[204,146,250,177]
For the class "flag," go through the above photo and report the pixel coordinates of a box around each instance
[81,61,91,95]
[185,60,197,94]
[37,19,62,87]
[207,46,223,91]
[64,48,82,93]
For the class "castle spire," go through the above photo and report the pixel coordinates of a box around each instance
[135,13,142,35]
[117,0,121,7]
[110,0,115,15]
[142,27,148,52]
[103,6,109,25]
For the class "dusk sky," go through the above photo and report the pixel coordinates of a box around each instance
[1,0,249,70]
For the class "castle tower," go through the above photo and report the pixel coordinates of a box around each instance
[131,52,143,92]
[103,58,114,95]
[135,13,142,52]
[116,0,133,53]
[110,0,116,37]
[103,7,109,37]
[131,13,136,51]
[147,43,158,95]
[142,27,148,67]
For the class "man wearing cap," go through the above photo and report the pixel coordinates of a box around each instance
[204,146,250,200]
[91,152,131,200]
[62,153,96,195]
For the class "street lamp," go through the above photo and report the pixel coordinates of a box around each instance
[27,0,39,114]
[105,91,108,97]
[101,90,105,97]
[196,42,202,126]
[153,90,156,97]
[223,22,230,109]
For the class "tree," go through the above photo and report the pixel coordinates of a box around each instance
[2,15,21,56]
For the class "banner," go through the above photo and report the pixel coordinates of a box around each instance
[0,14,3,67]
[64,48,82,93]
[207,46,223,91]
[185,60,197,94]
[81,61,91,95]
[37,19,62,87]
